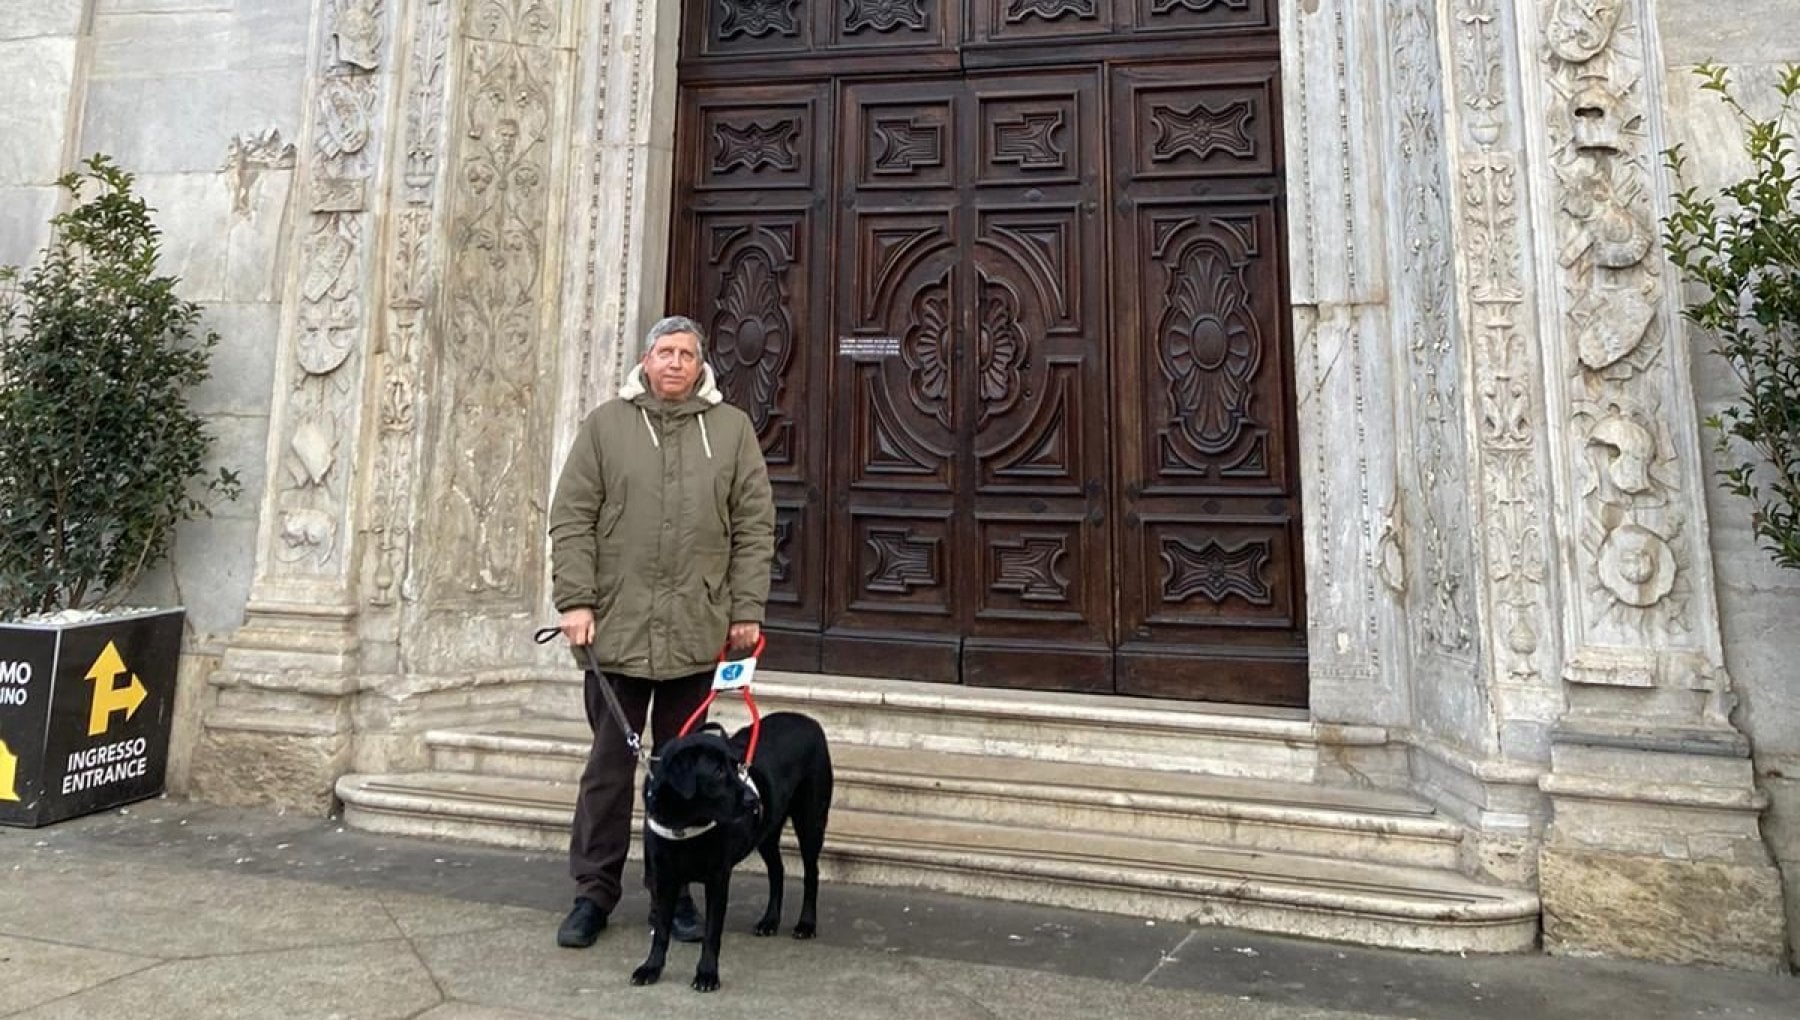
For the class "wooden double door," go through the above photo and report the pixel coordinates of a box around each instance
[669,0,1306,705]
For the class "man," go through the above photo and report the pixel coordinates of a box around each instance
[547,315,776,948]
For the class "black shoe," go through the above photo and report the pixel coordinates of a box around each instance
[557,897,607,948]
[653,890,705,943]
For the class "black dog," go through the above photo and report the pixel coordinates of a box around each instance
[631,711,833,992]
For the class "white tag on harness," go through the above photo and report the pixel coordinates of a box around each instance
[712,655,757,691]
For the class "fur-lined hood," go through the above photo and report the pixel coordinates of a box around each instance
[618,362,725,407]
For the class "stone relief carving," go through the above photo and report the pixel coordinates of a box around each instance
[335,0,384,70]
[366,0,451,609]
[1449,0,1556,694]
[1545,0,1624,63]
[220,129,296,218]
[267,0,392,584]
[1538,0,1700,647]
[1388,0,1475,655]
[422,0,559,603]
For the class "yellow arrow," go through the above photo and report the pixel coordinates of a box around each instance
[0,738,19,802]
[85,641,148,737]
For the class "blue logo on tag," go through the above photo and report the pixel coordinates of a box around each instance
[721,663,743,683]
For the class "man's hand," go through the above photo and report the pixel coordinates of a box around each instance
[560,606,596,647]
[727,621,761,653]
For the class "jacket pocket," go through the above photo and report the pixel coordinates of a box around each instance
[598,500,625,538]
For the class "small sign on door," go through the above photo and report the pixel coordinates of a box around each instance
[837,335,903,359]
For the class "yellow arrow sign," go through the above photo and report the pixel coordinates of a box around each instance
[86,641,148,737]
[0,738,19,802]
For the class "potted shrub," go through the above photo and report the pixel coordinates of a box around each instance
[1664,63,1800,573]
[0,155,239,826]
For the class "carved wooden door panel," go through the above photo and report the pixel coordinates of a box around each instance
[961,71,1112,691]
[826,78,966,681]
[673,0,1306,703]
[1109,61,1307,706]
[825,72,1111,689]
[668,82,836,670]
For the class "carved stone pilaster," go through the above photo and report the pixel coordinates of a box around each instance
[397,0,574,676]
[1445,0,1560,733]
[361,0,453,643]
[1281,0,1410,739]
[194,0,401,811]
[1365,0,1557,880]
[1517,0,1785,968]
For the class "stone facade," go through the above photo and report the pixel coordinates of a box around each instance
[4,0,1795,970]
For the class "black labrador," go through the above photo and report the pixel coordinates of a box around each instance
[631,711,833,992]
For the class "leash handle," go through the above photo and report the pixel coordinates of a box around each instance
[534,625,642,759]
[673,634,767,766]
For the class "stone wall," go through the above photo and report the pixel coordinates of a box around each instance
[1657,0,1800,969]
[0,0,310,644]
[79,0,311,643]
[0,2,87,270]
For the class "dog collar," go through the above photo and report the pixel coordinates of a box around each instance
[646,771,760,842]
[647,818,718,841]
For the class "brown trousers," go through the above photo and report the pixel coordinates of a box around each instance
[569,669,712,910]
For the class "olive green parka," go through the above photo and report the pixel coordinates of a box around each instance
[548,363,775,680]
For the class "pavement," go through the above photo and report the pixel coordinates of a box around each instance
[0,798,1794,1020]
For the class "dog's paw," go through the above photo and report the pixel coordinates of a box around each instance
[630,965,663,986]
[691,970,721,993]
[792,921,817,940]
[752,918,779,937]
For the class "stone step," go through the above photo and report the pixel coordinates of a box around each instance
[333,770,1536,954]
[524,671,1402,785]
[422,720,1463,870]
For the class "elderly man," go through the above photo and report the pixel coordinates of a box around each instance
[547,315,776,947]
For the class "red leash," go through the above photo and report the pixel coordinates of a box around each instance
[677,634,765,765]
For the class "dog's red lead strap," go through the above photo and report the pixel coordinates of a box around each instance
[740,688,761,765]
[674,690,762,767]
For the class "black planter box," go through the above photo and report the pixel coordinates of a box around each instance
[0,608,182,827]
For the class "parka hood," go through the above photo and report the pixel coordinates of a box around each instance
[619,362,724,408]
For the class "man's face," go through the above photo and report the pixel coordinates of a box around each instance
[642,331,702,401]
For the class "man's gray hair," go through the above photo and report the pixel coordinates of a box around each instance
[645,315,707,359]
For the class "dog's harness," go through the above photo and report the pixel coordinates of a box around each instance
[640,636,769,841]
[677,633,765,765]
